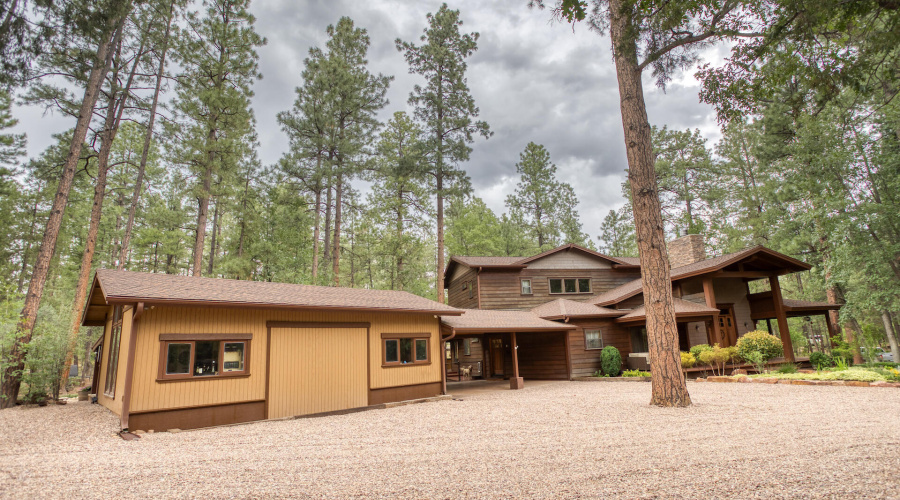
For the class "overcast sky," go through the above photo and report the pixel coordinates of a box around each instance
[12,0,723,242]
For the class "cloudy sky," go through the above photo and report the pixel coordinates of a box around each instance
[13,0,723,242]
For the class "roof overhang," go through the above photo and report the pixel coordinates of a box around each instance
[616,312,718,325]
[444,325,577,333]
[81,273,109,327]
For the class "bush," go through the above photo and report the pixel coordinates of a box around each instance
[698,344,737,376]
[776,363,798,374]
[622,369,651,377]
[809,352,834,371]
[735,331,783,367]
[689,344,713,360]
[680,351,696,369]
[600,346,622,377]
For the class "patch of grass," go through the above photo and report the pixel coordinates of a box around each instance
[776,363,798,374]
[622,369,651,378]
[748,368,886,382]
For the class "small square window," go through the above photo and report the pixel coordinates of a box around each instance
[193,341,220,376]
[549,279,563,294]
[223,342,245,372]
[415,339,428,361]
[585,330,603,350]
[166,343,191,375]
[564,279,577,293]
[385,339,399,363]
[521,279,533,295]
[384,335,430,366]
[578,278,591,293]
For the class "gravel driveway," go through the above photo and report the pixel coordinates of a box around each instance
[1,381,899,499]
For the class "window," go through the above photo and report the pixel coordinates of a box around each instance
[549,278,591,294]
[520,278,533,295]
[104,306,124,397]
[585,329,604,350]
[383,333,430,366]
[463,338,471,356]
[158,334,251,381]
[630,327,649,353]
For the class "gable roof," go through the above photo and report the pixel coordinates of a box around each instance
[587,246,813,306]
[444,244,635,283]
[82,269,463,326]
[615,298,720,323]
[530,298,624,321]
[440,309,576,333]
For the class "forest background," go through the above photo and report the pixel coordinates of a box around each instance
[0,0,898,402]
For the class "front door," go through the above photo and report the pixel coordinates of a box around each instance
[718,308,737,347]
[490,338,504,377]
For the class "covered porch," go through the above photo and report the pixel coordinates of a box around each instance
[749,292,842,355]
[440,309,576,390]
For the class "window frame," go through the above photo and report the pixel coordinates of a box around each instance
[156,333,252,382]
[584,329,604,350]
[520,278,533,296]
[381,332,431,367]
[103,305,124,397]
[548,277,592,295]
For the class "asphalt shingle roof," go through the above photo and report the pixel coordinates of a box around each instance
[440,309,576,332]
[530,299,624,320]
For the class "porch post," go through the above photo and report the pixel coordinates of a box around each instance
[769,275,796,362]
[703,277,722,345]
[824,313,836,342]
[510,332,523,390]
[766,318,773,334]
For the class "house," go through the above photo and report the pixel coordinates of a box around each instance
[82,269,463,431]
[441,235,841,387]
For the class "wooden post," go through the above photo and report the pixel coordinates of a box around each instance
[564,331,572,380]
[766,318,773,334]
[823,313,836,341]
[769,275,795,362]
[703,278,722,345]
[510,332,523,390]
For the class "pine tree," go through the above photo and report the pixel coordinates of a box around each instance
[396,3,491,302]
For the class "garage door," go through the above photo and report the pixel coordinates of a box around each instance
[268,327,368,419]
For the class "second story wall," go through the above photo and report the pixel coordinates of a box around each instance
[476,268,640,310]
[447,266,479,309]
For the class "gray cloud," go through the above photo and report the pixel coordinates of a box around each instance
[12,0,720,242]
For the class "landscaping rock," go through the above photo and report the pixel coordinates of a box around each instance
[732,369,748,376]
[752,378,778,384]
[789,380,815,386]
[844,381,872,387]
[707,376,736,383]
[736,376,751,383]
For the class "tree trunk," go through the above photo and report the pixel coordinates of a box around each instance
[207,198,219,276]
[324,183,332,272]
[192,155,213,277]
[0,8,129,408]
[311,154,322,283]
[396,187,404,291]
[436,176,445,303]
[608,0,690,407]
[61,28,144,390]
[332,175,342,287]
[118,0,175,270]
[882,310,900,363]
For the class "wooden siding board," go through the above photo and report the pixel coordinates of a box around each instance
[473,269,641,311]
[447,266,479,309]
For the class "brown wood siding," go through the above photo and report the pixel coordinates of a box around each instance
[368,382,441,405]
[268,327,368,419]
[515,332,568,380]
[447,266,479,309]
[128,401,265,432]
[477,269,641,310]
[129,307,442,414]
[567,320,633,377]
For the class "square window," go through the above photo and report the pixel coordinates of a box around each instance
[193,341,220,376]
[385,339,399,363]
[399,338,414,363]
[521,279,533,295]
[223,342,245,372]
[549,279,563,294]
[564,278,577,293]
[415,339,428,361]
[578,278,591,293]
[585,330,603,350]
[166,343,192,375]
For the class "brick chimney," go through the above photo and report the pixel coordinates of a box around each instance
[668,234,706,268]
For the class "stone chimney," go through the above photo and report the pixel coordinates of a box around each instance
[668,234,706,268]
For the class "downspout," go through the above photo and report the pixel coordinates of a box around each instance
[440,327,457,396]
[119,301,143,430]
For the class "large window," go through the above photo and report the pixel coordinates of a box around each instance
[549,278,591,294]
[158,334,251,381]
[630,327,649,353]
[520,278,533,295]
[585,329,604,350]
[104,306,124,397]
[383,333,430,366]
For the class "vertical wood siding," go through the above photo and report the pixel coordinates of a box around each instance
[96,309,116,414]
[129,307,442,413]
[268,327,368,419]
[96,307,132,416]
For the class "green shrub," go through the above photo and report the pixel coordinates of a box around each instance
[689,344,713,360]
[680,351,696,369]
[776,363,798,374]
[809,352,834,371]
[832,348,853,365]
[751,368,885,382]
[698,344,737,376]
[735,331,783,365]
[600,346,622,377]
[834,357,850,371]
[622,369,651,377]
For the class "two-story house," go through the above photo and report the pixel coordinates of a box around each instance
[439,235,841,388]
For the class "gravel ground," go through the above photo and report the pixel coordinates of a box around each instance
[1,382,899,499]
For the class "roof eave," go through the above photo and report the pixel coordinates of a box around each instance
[102,296,466,316]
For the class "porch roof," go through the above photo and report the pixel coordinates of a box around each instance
[615,298,720,323]
[530,298,624,321]
[749,292,841,320]
[440,309,577,333]
[586,245,813,307]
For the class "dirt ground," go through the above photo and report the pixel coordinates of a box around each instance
[1,380,899,499]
